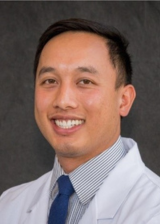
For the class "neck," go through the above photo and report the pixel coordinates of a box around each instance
[57,156,92,173]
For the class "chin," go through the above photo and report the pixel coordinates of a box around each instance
[54,144,85,158]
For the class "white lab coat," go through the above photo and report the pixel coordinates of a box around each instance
[1,138,160,224]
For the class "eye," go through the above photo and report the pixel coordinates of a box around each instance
[42,79,57,85]
[79,79,92,85]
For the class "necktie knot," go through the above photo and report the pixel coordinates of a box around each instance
[58,175,74,196]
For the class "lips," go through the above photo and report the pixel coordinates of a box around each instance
[54,119,84,129]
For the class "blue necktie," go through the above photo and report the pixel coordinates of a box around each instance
[48,175,75,224]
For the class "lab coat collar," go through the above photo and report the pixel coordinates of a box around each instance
[79,138,145,223]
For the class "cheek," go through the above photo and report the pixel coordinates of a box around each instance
[82,90,120,122]
[35,90,51,113]
[82,90,105,107]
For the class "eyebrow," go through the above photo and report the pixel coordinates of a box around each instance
[38,67,56,76]
[38,65,98,77]
[76,66,98,74]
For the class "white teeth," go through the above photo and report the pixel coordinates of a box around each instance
[68,120,72,126]
[55,119,84,129]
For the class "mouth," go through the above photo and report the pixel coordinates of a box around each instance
[54,119,85,129]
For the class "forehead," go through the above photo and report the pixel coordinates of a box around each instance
[37,31,115,76]
[40,31,110,59]
[44,31,107,48]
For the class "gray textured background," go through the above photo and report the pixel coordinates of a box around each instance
[0,1,160,194]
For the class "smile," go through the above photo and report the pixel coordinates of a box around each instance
[54,119,84,129]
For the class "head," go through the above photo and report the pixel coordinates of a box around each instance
[34,18,132,89]
[34,18,136,172]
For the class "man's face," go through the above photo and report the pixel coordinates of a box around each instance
[35,31,128,168]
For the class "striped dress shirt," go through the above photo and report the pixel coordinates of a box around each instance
[49,136,127,223]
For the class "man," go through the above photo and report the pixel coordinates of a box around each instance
[0,18,160,224]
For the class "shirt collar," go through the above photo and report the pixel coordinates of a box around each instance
[50,136,127,205]
[50,156,65,192]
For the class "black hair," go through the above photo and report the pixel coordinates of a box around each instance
[34,18,132,88]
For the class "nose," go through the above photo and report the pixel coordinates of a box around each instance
[53,83,78,110]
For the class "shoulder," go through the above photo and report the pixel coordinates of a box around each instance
[126,138,160,192]
[0,171,52,223]
[135,166,160,202]
[0,171,52,207]
[144,166,160,187]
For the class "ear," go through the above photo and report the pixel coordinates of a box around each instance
[119,84,136,117]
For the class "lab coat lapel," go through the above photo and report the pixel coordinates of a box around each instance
[79,143,144,223]
[22,172,52,224]
[78,195,97,224]
[23,191,49,224]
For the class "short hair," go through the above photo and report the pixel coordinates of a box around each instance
[34,18,132,88]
